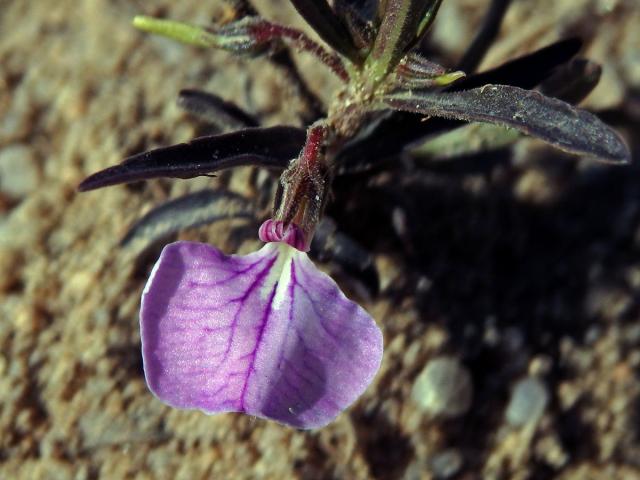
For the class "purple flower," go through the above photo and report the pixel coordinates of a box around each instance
[140,220,383,429]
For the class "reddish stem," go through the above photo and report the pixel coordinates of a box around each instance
[249,22,349,82]
[300,123,327,170]
[274,122,330,248]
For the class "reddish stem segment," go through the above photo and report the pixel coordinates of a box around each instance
[274,122,330,247]
[249,22,350,81]
[300,123,326,169]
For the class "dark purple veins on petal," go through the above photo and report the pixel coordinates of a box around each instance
[140,241,383,429]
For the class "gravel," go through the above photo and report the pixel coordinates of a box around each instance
[505,377,550,428]
[411,356,473,418]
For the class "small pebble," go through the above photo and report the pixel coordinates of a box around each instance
[505,377,549,427]
[411,356,473,418]
[429,449,463,479]
[0,144,39,199]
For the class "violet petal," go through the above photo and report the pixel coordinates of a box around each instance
[140,241,383,429]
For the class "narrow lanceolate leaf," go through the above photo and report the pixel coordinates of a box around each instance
[538,58,602,106]
[333,39,586,170]
[140,237,383,428]
[310,218,379,295]
[338,0,378,23]
[453,38,582,92]
[288,0,363,62]
[456,0,512,73]
[410,60,604,161]
[77,127,306,191]
[177,89,259,130]
[333,1,376,50]
[134,15,349,80]
[393,58,464,90]
[367,0,437,79]
[383,85,631,163]
[410,122,521,161]
[120,190,253,247]
[409,0,443,51]
[397,53,447,78]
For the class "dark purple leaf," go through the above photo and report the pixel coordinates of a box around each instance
[452,38,582,92]
[333,1,376,49]
[383,84,631,163]
[288,0,362,61]
[78,126,306,191]
[409,61,603,161]
[177,89,259,130]
[335,39,585,170]
[120,189,253,247]
[539,58,601,105]
[336,0,378,23]
[310,217,379,295]
[335,111,433,174]
[456,0,512,73]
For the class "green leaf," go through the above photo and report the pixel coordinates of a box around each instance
[367,0,439,81]
[367,0,433,83]
[412,0,443,49]
[133,15,349,80]
[133,15,261,53]
[410,123,521,160]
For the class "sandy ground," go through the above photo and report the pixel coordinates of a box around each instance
[1,0,639,478]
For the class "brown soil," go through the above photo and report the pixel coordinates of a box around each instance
[1,1,639,479]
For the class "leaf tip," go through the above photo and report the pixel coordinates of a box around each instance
[132,15,168,35]
[76,174,100,192]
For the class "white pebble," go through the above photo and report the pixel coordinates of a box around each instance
[505,377,549,427]
[411,356,473,418]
